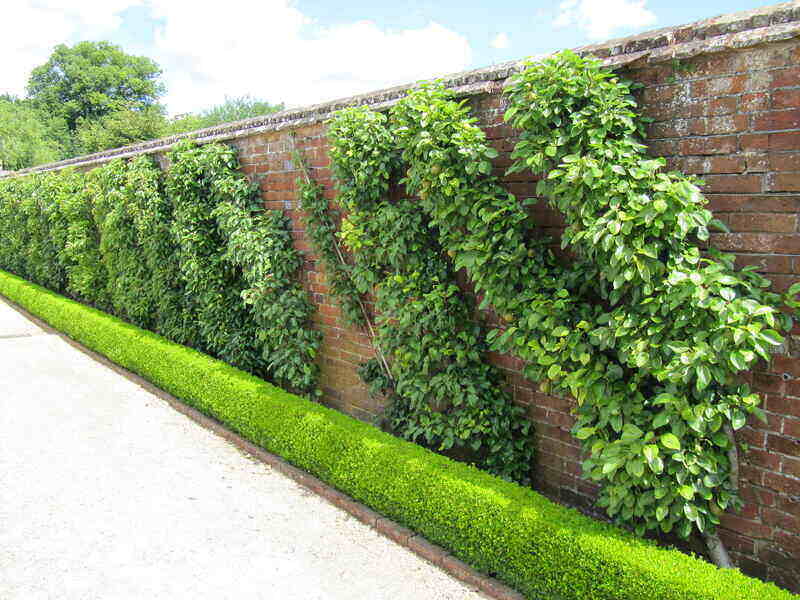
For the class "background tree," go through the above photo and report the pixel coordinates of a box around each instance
[167,96,284,135]
[1,43,284,168]
[0,97,65,170]
[27,41,164,131]
[74,105,167,154]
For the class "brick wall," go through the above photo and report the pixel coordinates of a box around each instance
[237,38,800,596]
[11,1,800,591]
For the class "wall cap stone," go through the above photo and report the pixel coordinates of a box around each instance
[7,0,800,177]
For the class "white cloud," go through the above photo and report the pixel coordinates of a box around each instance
[149,0,472,113]
[1,0,471,115]
[554,0,656,41]
[491,32,510,50]
[0,1,144,97]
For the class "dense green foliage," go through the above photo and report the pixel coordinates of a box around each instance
[0,98,65,169]
[327,108,533,483]
[297,172,366,327]
[501,51,793,540]
[0,142,319,394]
[74,106,168,154]
[27,41,164,131]
[321,51,795,547]
[72,97,286,155]
[0,270,792,600]
[167,96,285,135]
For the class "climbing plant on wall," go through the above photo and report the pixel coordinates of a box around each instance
[167,140,320,394]
[317,50,794,565]
[502,51,793,564]
[324,107,534,484]
[0,141,320,397]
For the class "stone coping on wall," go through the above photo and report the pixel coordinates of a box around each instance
[8,0,800,177]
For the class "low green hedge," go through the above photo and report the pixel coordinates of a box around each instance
[0,269,792,600]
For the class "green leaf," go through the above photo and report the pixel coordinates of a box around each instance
[761,329,783,346]
[653,411,670,428]
[622,423,644,441]
[656,505,668,522]
[626,458,645,478]
[678,485,694,500]
[661,433,681,450]
[730,351,747,370]
[695,365,711,391]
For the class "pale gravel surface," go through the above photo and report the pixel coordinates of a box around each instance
[0,298,487,600]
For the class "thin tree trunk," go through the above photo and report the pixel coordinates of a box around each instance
[703,530,734,569]
[703,423,740,569]
[290,139,393,382]
[724,423,739,494]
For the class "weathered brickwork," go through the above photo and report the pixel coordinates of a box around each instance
[9,1,800,591]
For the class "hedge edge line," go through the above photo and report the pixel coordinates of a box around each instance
[0,286,523,600]
[0,269,793,600]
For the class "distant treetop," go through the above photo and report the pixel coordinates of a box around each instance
[27,41,164,131]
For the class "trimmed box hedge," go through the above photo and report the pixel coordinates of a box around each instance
[0,269,793,600]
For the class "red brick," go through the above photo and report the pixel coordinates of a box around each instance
[711,233,800,254]
[767,172,800,192]
[375,518,414,545]
[773,88,800,110]
[771,66,800,89]
[707,194,800,212]
[406,535,445,566]
[709,96,738,115]
[726,213,797,233]
[760,546,799,577]
[764,471,800,495]
[770,131,800,151]
[747,448,781,470]
[706,75,746,95]
[755,373,787,395]
[785,418,800,438]
[783,457,800,478]
[746,255,795,274]
[679,135,737,155]
[774,530,800,556]
[768,434,800,457]
[770,153,800,172]
[703,174,762,193]
[789,380,800,399]
[741,133,769,151]
[741,93,770,112]
[718,529,756,554]
[739,426,767,448]
[777,493,800,517]
[752,109,800,132]
[440,554,488,591]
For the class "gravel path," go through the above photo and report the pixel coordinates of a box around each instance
[0,298,486,600]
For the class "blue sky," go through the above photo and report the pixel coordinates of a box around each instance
[0,1,778,115]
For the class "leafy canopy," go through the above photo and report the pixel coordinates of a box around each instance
[167,96,284,135]
[0,98,64,170]
[74,106,167,154]
[27,41,164,131]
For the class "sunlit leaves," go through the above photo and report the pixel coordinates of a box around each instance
[500,50,793,542]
